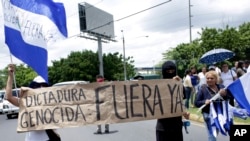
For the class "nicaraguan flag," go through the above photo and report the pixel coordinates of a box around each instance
[210,101,233,137]
[227,72,250,113]
[2,0,68,82]
[210,102,219,137]
[229,104,250,120]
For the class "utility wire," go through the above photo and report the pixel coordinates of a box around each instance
[115,0,172,22]
[88,0,172,32]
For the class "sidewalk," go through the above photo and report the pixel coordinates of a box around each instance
[189,113,204,123]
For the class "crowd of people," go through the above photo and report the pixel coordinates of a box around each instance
[4,59,249,141]
[183,60,250,109]
[181,59,249,141]
[5,62,190,141]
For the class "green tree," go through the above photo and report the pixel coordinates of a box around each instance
[49,50,135,84]
[14,64,39,87]
[238,22,250,58]
[162,40,203,77]
[162,22,250,75]
[0,64,37,88]
[0,69,6,89]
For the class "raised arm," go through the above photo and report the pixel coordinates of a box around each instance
[6,64,19,107]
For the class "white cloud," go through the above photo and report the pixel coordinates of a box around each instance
[0,0,250,70]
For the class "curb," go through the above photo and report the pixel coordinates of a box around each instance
[189,113,247,125]
[189,114,204,123]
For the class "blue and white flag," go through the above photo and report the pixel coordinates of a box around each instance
[229,104,250,120]
[2,0,68,82]
[209,101,233,137]
[227,72,250,113]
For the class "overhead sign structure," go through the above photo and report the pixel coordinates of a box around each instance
[78,2,115,40]
[78,2,116,77]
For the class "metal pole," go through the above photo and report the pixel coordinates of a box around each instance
[121,30,127,81]
[9,54,18,97]
[188,0,192,43]
[97,37,104,77]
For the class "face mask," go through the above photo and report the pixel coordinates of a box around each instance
[162,61,176,79]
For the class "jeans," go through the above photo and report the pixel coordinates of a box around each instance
[202,113,217,141]
[184,87,192,109]
[191,85,198,106]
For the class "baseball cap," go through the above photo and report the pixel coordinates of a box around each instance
[29,76,48,88]
[33,76,46,83]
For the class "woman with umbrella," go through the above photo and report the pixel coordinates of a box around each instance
[199,48,235,65]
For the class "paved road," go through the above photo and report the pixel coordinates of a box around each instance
[0,114,229,141]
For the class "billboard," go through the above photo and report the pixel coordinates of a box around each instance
[78,2,115,39]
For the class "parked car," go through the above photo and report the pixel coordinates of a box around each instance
[2,89,20,119]
[0,90,4,114]
[53,81,89,86]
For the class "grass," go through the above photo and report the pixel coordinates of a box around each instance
[187,107,250,124]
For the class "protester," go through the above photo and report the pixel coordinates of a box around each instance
[214,64,221,76]
[183,69,193,110]
[156,61,189,141]
[208,65,216,71]
[244,60,250,72]
[190,66,199,108]
[236,60,246,78]
[208,66,223,84]
[220,62,237,106]
[195,71,229,141]
[220,62,237,87]
[198,66,207,89]
[94,74,110,134]
[231,61,238,72]
[6,64,61,141]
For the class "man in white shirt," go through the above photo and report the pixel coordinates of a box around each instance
[220,62,237,106]
[198,67,207,87]
[220,63,237,87]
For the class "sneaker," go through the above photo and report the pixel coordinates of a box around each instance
[104,130,109,133]
[94,131,102,134]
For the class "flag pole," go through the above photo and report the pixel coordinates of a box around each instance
[9,53,19,97]
[196,93,222,113]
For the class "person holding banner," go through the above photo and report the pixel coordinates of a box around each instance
[94,74,110,134]
[5,64,61,141]
[194,71,228,141]
[156,61,189,141]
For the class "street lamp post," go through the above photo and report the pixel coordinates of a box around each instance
[121,30,127,81]
[121,30,149,81]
